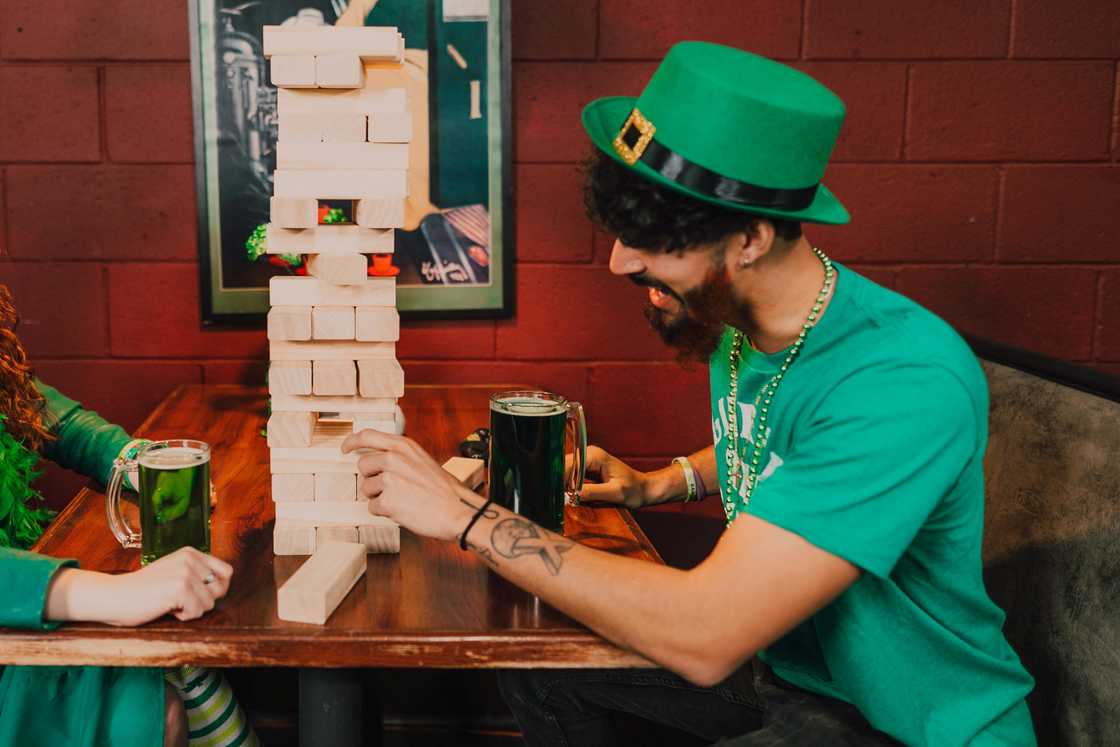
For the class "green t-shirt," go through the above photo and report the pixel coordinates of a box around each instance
[708,263,1036,746]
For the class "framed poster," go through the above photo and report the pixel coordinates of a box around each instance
[188,0,513,323]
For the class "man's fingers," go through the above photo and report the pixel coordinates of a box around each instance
[357,452,388,478]
[341,428,403,455]
[367,497,390,517]
[584,445,613,473]
[578,480,623,504]
[360,474,383,499]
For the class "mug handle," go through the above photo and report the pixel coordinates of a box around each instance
[105,454,141,549]
[564,401,588,505]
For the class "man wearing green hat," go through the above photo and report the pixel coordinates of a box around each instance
[344,42,1036,745]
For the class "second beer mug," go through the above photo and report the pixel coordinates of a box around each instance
[488,391,587,534]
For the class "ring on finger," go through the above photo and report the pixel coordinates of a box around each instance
[203,572,216,585]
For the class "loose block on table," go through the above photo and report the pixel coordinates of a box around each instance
[274,169,408,200]
[355,307,400,342]
[355,197,406,229]
[367,112,412,143]
[280,112,368,144]
[264,26,403,62]
[267,411,317,448]
[267,306,312,341]
[356,358,405,398]
[312,360,358,395]
[271,276,396,307]
[312,306,356,340]
[270,340,396,362]
[277,86,406,116]
[316,472,357,502]
[274,522,317,556]
[270,55,317,88]
[267,224,395,255]
[270,196,318,228]
[306,253,368,285]
[268,360,313,396]
[276,540,368,625]
[443,456,486,490]
[277,140,410,171]
[272,473,316,503]
[316,53,364,88]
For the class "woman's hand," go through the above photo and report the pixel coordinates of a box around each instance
[342,429,476,542]
[47,547,233,626]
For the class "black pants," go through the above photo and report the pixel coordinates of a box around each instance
[498,662,900,746]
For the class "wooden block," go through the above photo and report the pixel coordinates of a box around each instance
[349,405,404,435]
[443,456,485,490]
[313,360,357,395]
[270,340,395,362]
[269,361,312,395]
[316,473,357,502]
[272,473,315,503]
[279,112,367,143]
[359,523,401,554]
[312,307,356,340]
[274,522,317,555]
[270,55,317,87]
[276,140,409,171]
[267,225,394,255]
[367,112,412,143]
[317,526,360,545]
[469,79,482,119]
[267,411,317,448]
[306,254,367,285]
[270,197,318,228]
[277,541,367,625]
[277,86,406,116]
[316,53,364,88]
[274,169,408,200]
[273,456,357,475]
[354,307,399,342]
[270,276,396,307]
[275,502,390,526]
[356,358,404,397]
[355,198,406,229]
[267,306,312,341]
[264,26,403,61]
[271,392,397,413]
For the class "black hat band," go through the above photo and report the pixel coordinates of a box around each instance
[614,108,819,212]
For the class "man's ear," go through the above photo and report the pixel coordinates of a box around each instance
[731,220,776,269]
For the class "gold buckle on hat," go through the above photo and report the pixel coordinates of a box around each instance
[612,108,656,166]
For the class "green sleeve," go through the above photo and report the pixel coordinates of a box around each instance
[744,363,980,578]
[34,380,131,487]
[0,548,78,630]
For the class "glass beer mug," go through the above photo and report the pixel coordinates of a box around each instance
[106,439,212,565]
[488,390,588,533]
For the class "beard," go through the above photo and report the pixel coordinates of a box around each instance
[640,269,739,364]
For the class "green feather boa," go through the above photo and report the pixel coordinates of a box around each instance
[0,415,54,549]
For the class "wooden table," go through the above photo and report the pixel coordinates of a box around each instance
[2,385,662,743]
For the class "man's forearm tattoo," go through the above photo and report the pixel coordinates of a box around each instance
[461,537,501,568]
[490,518,574,576]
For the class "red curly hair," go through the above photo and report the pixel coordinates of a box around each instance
[0,284,53,451]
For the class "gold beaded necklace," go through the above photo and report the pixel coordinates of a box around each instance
[723,247,835,522]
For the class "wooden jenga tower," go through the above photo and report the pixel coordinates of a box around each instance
[263,24,410,557]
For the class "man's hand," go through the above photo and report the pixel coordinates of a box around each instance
[342,429,475,542]
[48,547,233,626]
[577,446,655,509]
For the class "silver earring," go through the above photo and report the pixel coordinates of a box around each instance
[740,259,753,268]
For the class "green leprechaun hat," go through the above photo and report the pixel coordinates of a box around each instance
[582,42,849,225]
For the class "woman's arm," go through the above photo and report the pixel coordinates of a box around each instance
[34,379,135,487]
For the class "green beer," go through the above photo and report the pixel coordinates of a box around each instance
[489,392,586,534]
[137,443,211,565]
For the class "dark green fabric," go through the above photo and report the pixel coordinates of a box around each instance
[0,548,76,630]
[35,379,131,487]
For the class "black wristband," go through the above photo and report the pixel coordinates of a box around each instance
[459,498,493,551]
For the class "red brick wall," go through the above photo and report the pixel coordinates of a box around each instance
[1,1,1118,507]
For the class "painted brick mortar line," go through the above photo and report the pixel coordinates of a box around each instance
[900,65,912,160]
[1006,0,1019,59]
[993,166,1007,262]
[1093,271,1107,362]
[798,0,809,59]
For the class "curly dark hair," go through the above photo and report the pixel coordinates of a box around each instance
[583,148,802,253]
[0,285,53,451]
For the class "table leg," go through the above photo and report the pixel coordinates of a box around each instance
[299,668,380,747]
